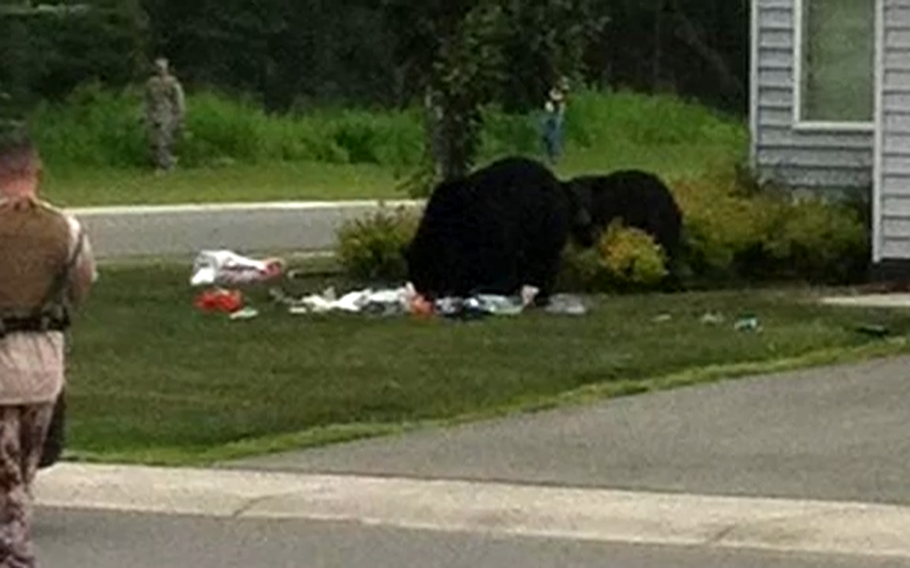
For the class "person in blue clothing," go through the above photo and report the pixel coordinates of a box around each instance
[541,77,569,164]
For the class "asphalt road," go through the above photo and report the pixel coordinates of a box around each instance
[227,355,910,506]
[69,200,420,259]
[35,508,909,568]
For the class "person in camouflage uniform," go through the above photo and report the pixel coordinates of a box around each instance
[144,58,186,173]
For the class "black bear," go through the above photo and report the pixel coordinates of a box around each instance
[562,169,685,279]
[406,156,579,305]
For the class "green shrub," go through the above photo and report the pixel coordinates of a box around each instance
[671,169,780,281]
[29,85,747,173]
[670,165,870,286]
[762,197,870,284]
[336,205,422,283]
[559,222,669,293]
[29,82,148,168]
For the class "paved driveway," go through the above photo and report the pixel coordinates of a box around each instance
[227,356,910,505]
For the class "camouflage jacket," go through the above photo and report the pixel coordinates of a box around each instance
[145,74,186,126]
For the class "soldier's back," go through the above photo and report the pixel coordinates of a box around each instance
[0,199,70,312]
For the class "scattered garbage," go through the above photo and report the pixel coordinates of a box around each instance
[734,315,761,333]
[229,307,259,321]
[194,288,244,314]
[652,313,672,323]
[190,250,284,287]
[409,293,435,318]
[285,286,415,315]
[189,250,590,322]
[700,312,725,325]
[545,294,588,316]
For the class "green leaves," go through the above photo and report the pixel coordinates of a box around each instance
[390,0,609,181]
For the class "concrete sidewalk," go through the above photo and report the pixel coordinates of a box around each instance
[32,463,910,560]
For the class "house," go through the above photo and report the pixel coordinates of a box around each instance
[750,0,910,278]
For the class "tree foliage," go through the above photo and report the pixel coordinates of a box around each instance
[385,0,609,179]
[2,0,749,163]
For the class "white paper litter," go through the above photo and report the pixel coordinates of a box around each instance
[190,250,283,287]
[289,286,416,315]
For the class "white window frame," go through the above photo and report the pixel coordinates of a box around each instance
[792,0,876,132]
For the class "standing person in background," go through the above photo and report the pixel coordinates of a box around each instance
[542,76,570,165]
[0,129,98,568]
[423,86,446,180]
[144,57,186,174]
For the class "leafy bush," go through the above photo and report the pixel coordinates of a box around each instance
[762,197,870,284]
[671,166,870,286]
[560,223,669,293]
[671,169,782,281]
[336,205,422,283]
[601,224,669,287]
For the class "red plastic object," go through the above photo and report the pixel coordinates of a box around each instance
[194,288,244,313]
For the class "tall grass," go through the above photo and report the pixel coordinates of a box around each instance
[28,82,747,172]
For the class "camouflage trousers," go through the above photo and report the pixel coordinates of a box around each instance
[149,122,179,171]
[0,404,54,568]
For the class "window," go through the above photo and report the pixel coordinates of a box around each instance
[797,0,875,125]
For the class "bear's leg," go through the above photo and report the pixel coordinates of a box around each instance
[520,234,567,306]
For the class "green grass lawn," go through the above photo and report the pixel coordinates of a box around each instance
[43,143,740,208]
[61,262,910,466]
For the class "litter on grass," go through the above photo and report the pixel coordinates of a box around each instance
[189,249,589,319]
[271,284,589,319]
[190,250,285,287]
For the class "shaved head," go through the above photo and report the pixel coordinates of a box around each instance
[0,130,41,196]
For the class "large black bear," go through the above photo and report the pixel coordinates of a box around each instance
[406,156,580,305]
[562,169,685,278]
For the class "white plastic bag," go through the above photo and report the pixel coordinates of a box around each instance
[190,250,284,287]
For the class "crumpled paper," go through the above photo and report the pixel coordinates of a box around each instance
[287,285,417,315]
[190,250,285,287]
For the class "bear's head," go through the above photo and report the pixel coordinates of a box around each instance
[561,178,598,248]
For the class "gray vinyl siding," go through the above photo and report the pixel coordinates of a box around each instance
[878,0,910,259]
[752,0,874,191]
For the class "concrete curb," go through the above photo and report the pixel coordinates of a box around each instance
[34,463,910,559]
[821,294,910,309]
[65,199,424,216]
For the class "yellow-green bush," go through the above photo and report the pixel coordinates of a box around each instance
[761,197,869,284]
[670,168,783,280]
[336,205,421,283]
[670,166,869,286]
[560,222,669,293]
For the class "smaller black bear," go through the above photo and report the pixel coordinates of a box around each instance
[563,170,685,281]
[406,156,573,305]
